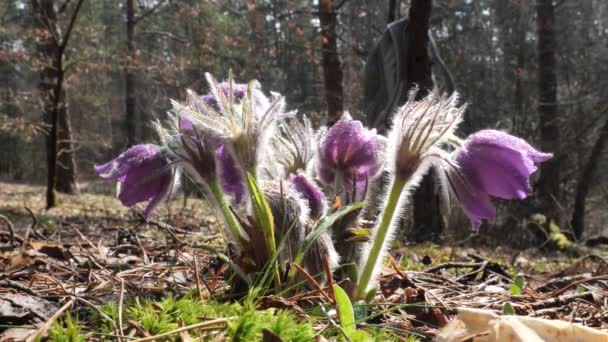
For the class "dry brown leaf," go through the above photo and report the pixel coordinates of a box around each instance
[0,328,37,342]
[437,308,608,342]
[28,242,70,260]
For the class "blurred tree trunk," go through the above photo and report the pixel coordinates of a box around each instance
[125,0,136,147]
[387,0,397,23]
[55,100,78,194]
[318,0,343,125]
[571,116,608,239]
[535,0,560,222]
[32,0,84,207]
[513,0,527,134]
[407,0,441,242]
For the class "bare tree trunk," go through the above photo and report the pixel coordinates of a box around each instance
[319,0,343,125]
[387,0,397,23]
[55,88,79,194]
[535,0,560,221]
[407,0,441,241]
[32,0,85,207]
[571,117,608,239]
[514,1,527,134]
[125,0,136,147]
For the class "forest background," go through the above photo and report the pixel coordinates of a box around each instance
[1,0,607,245]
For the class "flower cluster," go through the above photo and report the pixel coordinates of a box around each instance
[96,75,551,301]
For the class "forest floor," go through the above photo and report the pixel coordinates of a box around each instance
[1,181,607,341]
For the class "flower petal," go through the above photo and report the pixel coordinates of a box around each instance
[447,169,496,229]
[216,144,245,203]
[95,144,160,180]
[458,145,535,200]
[290,175,326,219]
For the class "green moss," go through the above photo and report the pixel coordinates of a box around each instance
[50,313,90,342]
[400,257,423,271]
[85,291,316,341]
[530,214,574,251]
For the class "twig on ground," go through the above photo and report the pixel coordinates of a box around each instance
[193,254,212,302]
[293,263,333,303]
[389,256,417,288]
[324,255,336,304]
[141,217,186,243]
[0,279,39,296]
[24,206,45,240]
[425,262,482,274]
[536,274,591,292]
[530,292,595,311]
[74,297,118,333]
[0,213,18,246]
[26,297,76,342]
[550,275,608,297]
[118,278,126,342]
[130,318,230,342]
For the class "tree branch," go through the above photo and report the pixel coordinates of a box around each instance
[134,0,169,24]
[58,0,85,54]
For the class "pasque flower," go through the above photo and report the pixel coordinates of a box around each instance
[176,81,248,202]
[387,90,465,180]
[317,114,384,195]
[290,174,326,220]
[263,180,338,284]
[355,90,466,300]
[446,129,553,228]
[172,73,293,175]
[261,116,316,179]
[95,144,177,217]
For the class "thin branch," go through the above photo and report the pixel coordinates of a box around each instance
[130,318,230,342]
[58,0,85,54]
[57,0,72,14]
[134,0,169,24]
[26,298,76,342]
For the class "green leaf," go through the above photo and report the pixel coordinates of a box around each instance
[333,284,356,336]
[246,172,281,290]
[514,273,524,290]
[502,302,515,315]
[576,285,586,294]
[509,284,521,295]
[509,273,524,295]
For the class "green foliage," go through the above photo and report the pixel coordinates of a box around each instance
[502,302,516,315]
[246,172,281,290]
[333,284,373,341]
[84,291,316,341]
[229,308,314,342]
[530,214,574,250]
[96,302,118,335]
[50,313,89,342]
[509,273,525,295]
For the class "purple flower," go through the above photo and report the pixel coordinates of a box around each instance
[201,82,247,114]
[216,144,245,203]
[290,175,326,219]
[318,117,383,193]
[388,90,464,180]
[179,82,248,131]
[173,133,217,183]
[173,73,292,174]
[175,81,249,201]
[95,144,177,216]
[449,130,553,228]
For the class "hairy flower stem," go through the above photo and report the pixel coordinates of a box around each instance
[335,170,344,199]
[209,179,247,246]
[354,177,406,300]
